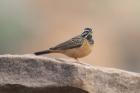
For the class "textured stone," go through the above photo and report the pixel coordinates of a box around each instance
[0,55,139,93]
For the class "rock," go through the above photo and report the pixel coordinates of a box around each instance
[0,55,139,93]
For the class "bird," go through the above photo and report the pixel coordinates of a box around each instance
[34,28,94,60]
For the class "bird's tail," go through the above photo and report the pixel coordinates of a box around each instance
[34,50,51,55]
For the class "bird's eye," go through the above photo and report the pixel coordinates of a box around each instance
[81,31,89,37]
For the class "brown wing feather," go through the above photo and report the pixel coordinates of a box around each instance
[50,35,84,50]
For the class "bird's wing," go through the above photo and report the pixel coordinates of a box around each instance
[50,35,84,50]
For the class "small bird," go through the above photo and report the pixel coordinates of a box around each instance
[34,28,94,60]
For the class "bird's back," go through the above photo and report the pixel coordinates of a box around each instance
[50,35,84,51]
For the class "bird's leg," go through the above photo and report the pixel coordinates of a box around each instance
[74,58,85,65]
[75,58,79,62]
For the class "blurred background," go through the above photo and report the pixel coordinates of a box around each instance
[0,0,140,73]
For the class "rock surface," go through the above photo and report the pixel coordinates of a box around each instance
[0,55,139,93]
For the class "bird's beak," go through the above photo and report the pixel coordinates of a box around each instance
[89,31,93,35]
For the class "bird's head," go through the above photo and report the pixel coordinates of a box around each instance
[81,28,93,38]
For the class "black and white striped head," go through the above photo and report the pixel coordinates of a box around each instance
[81,28,93,38]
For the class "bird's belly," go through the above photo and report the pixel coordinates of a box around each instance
[62,40,92,58]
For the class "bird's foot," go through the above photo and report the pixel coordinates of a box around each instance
[74,58,85,65]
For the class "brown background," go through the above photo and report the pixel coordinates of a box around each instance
[0,0,140,72]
